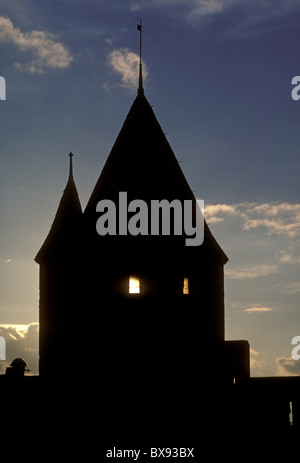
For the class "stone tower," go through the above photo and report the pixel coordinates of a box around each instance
[36,61,249,393]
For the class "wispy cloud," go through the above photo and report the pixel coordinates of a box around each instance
[282,282,300,295]
[243,203,300,238]
[0,16,73,73]
[225,263,278,280]
[244,305,273,313]
[130,0,239,16]
[106,48,148,91]
[279,252,300,265]
[130,0,300,36]
[130,0,300,18]
[206,202,300,238]
[184,0,239,19]
[207,202,300,286]
[205,204,238,224]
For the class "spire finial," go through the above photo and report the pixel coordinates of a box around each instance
[137,19,145,95]
[68,152,73,178]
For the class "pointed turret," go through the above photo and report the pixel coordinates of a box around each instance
[35,153,82,264]
[36,153,83,377]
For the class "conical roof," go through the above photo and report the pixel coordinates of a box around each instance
[85,92,193,211]
[35,159,82,264]
[84,92,227,264]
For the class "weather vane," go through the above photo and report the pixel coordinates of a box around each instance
[137,19,145,95]
[68,151,73,178]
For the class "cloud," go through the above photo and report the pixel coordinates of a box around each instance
[130,0,238,16]
[244,306,273,313]
[205,204,238,224]
[206,202,300,238]
[0,323,39,374]
[130,0,300,34]
[0,16,73,73]
[130,0,300,31]
[250,348,267,372]
[185,0,239,19]
[244,203,300,238]
[225,263,278,280]
[276,356,300,376]
[282,282,300,295]
[243,217,300,238]
[206,204,238,215]
[106,48,148,91]
[279,253,300,265]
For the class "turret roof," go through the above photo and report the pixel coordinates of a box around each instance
[35,153,82,263]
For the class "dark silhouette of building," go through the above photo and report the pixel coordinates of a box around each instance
[1,44,299,456]
[35,64,251,390]
[33,63,300,445]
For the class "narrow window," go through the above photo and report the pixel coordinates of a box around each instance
[183,277,189,295]
[129,276,140,294]
[289,401,294,426]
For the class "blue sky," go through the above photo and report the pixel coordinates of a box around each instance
[0,0,300,376]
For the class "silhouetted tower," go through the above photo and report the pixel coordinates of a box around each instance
[36,32,249,389]
[35,153,82,377]
[81,46,229,388]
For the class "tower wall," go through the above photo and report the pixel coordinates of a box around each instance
[38,257,83,376]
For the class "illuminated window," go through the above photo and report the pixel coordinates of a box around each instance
[183,277,189,295]
[129,276,140,294]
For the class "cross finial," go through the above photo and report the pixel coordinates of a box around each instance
[137,19,145,95]
[68,152,73,178]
